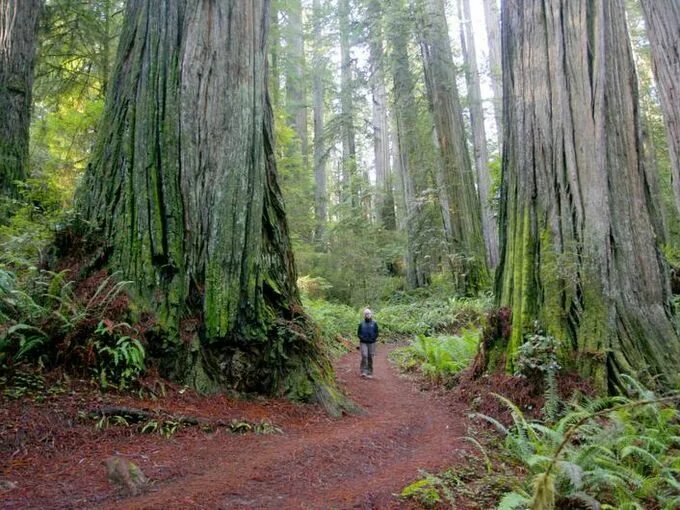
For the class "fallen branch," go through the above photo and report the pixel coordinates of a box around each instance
[87,406,282,434]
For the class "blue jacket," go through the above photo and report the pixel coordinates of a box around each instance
[357,319,379,343]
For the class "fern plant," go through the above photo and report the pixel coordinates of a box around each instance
[391,329,480,383]
[93,320,146,390]
[486,378,680,510]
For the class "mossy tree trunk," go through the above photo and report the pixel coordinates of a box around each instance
[0,0,42,199]
[639,0,680,214]
[496,0,680,390]
[416,0,489,294]
[76,0,341,406]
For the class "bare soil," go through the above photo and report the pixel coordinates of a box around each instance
[1,345,476,509]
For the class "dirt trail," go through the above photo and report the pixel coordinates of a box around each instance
[2,345,473,509]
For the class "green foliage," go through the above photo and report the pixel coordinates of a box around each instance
[390,329,479,384]
[515,324,561,421]
[93,320,146,390]
[400,471,455,508]
[295,223,406,307]
[140,419,180,438]
[303,297,357,357]
[379,293,491,336]
[487,378,680,510]
[0,263,143,391]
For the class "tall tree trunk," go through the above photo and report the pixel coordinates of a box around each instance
[459,0,499,268]
[482,0,502,152]
[312,0,327,244]
[283,0,308,165]
[269,0,281,108]
[367,0,396,230]
[0,0,42,199]
[417,0,488,294]
[387,0,428,288]
[75,0,344,410]
[338,0,357,213]
[639,0,680,215]
[496,0,680,390]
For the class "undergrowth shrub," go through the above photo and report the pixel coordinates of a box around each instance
[93,320,146,390]
[390,329,480,384]
[514,324,561,421]
[302,298,357,357]
[379,296,491,336]
[487,375,680,510]
[0,263,144,390]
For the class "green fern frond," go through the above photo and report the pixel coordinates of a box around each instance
[497,491,531,510]
[555,460,584,490]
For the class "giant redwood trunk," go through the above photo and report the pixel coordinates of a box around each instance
[639,0,680,214]
[496,0,680,390]
[76,0,343,408]
[417,0,488,294]
[0,0,42,198]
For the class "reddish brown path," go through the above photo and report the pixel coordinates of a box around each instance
[2,346,472,509]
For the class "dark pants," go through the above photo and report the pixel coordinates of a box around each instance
[360,342,376,375]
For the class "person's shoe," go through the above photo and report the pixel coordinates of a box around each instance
[366,374,373,379]
[360,373,367,378]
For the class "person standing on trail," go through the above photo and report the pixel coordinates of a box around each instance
[357,308,379,378]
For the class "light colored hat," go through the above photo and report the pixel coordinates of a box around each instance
[363,308,372,316]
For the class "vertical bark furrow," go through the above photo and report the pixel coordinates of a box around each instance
[497,0,680,389]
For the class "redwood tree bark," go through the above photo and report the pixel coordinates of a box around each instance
[639,0,680,214]
[0,0,42,198]
[417,0,489,294]
[76,0,341,407]
[496,0,680,390]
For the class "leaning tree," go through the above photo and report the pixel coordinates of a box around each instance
[494,0,680,390]
[0,0,43,199]
[74,0,344,409]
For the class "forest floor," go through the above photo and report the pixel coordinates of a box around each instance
[1,344,491,509]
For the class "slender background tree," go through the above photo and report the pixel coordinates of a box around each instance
[0,0,43,201]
